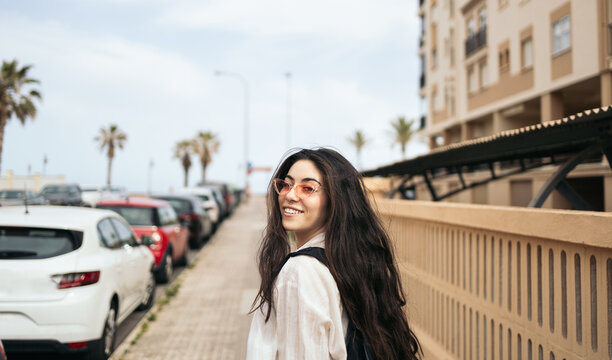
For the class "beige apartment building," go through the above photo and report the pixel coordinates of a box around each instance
[417,0,612,210]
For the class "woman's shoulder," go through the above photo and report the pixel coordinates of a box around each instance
[277,247,334,285]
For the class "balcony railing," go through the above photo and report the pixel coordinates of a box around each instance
[465,26,487,57]
[377,198,612,360]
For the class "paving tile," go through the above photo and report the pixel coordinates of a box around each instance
[117,196,265,360]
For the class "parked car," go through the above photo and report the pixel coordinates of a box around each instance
[150,194,212,249]
[0,339,5,360]
[201,185,228,220]
[81,185,127,207]
[203,182,236,216]
[0,189,47,206]
[0,206,155,360]
[96,198,189,284]
[40,184,83,206]
[175,187,220,230]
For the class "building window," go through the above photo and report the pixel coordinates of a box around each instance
[432,48,438,68]
[479,62,488,88]
[479,7,487,29]
[450,28,455,66]
[521,37,533,69]
[468,17,476,37]
[499,47,510,73]
[468,67,477,94]
[552,15,571,55]
[432,90,439,111]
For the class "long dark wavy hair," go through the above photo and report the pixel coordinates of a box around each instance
[252,148,421,360]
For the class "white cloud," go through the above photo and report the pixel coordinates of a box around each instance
[158,0,412,40]
[0,16,208,103]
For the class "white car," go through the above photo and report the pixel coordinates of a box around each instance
[175,187,220,227]
[81,185,127,207]
[0,206,155,360]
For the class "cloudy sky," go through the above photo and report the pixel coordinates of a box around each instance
[1,0,426,194]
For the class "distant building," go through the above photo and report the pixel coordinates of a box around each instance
[0,171,65,193]
[417,0,612,210]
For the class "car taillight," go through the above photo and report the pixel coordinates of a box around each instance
[180,214,198,221]
[54,271,100,289]
[67,341,88,349]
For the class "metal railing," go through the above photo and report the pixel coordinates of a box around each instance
[465,27,487,58]
[377,198,612,359]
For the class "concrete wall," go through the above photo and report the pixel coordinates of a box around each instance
[0,171,65,193]
[376,198,612,359]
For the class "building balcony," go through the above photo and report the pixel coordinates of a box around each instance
[465,26,487,58]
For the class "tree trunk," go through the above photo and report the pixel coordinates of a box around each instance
[183,166,189,187]
[106,156,113,186]
[0,111,7,176]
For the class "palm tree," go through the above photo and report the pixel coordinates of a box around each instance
[390,116,415,159]
[174,140,193,187]
[94,124,127,186]
[192,131,219,184]
[0,60,42,175]
[347,130,368,170]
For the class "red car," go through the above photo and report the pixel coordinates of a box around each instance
[97,198,189,283]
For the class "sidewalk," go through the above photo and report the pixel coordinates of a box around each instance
[113,196,266,360]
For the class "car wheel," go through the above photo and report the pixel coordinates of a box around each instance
[156,252,173,284]
[175,249,188,267]
[188,230,202,249]
[86,304,117,360]
[137,272,156,311]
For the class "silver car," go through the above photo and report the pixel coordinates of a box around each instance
[0,189,47,206]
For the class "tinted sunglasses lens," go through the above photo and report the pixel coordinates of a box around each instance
[296,184,316,197]
[273,179,288,194]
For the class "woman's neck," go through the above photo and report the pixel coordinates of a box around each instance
[295,231,325,249]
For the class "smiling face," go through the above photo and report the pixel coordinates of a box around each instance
[278,159,328,247]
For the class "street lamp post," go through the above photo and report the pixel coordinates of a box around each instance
[285,72,292,151]
[215,70,250,195]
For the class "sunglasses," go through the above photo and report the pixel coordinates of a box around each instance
[272,179,321,198]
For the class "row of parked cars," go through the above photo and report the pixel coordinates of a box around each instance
[0,182,243,359]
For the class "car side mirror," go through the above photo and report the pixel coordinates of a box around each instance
[140,235,155,246]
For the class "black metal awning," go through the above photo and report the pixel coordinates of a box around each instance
[362,106,612,209]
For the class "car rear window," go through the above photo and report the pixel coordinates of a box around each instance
[0,191,24,200]
[97,206,157,226]
[0,227,83,259]
[156,198,193,215]
[196,195,210,201]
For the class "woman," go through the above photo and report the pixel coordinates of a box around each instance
[248,148,421,360]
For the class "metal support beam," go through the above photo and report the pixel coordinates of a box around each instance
[423,171,438,201]
[488,163,496,179]
[556,180,593,211]
[456,166,467,189]
[528,143,601,208]
[387,175,413,199]
[602,137,612,170]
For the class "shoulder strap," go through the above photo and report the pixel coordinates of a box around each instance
[280,246,328,269]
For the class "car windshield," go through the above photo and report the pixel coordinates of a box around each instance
[0,191,24,200]
[156,198,192,215]
[41,185,70,194]
[97,206,156,226]
[0,227,82,259]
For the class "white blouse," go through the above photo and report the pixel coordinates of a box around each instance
[246,233,349,360]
